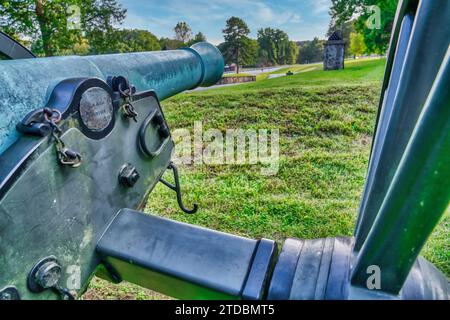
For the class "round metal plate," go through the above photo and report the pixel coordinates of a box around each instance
[79,87,114,132]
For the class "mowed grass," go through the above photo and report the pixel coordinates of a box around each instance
[256,63,322,80]
[84,58,449,299]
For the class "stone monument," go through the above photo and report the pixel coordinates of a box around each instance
[323,31,345,70]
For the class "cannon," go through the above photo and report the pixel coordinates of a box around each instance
[0,0,449,301]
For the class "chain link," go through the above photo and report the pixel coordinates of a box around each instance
[118,83,138,122]
[43,108,82,168]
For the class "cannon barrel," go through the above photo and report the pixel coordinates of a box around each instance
[0,42,224,154]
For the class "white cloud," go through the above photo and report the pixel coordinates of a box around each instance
[253,3,300,26]
[256,4,276,22]
[118,0,331,42]
[311,0,331,14]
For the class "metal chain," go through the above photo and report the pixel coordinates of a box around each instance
[118,83,138,122]
[43,108,82,168]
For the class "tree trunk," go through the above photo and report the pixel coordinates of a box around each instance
[35,0,54,56]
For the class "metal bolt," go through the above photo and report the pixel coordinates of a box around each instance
[119,163,140,188]
[35,261,62,289]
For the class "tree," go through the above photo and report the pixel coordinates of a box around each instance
[174,21,192,43]
[257,28,299,66]
[1,0,76,56]
[297,38,324,64]
[159,37,185,50]
[111,29,161,53]
[349,32,366,57]
[82,0,127,55]
[245,38,259,67]
[187,32,206,46]
[328,0,398,54]
[257,28,278,65]
[58,37,90,55]
[257,48,271,67]
[287,41,299,65]
[274,29,290,65]
[221,16,251,74]
[0,0,126,56]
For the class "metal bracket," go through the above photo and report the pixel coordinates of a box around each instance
[159,162,198,214]
[16,108,82,168]
[107,75,138,121]
[16,108,54,137]
[139,109,170,158]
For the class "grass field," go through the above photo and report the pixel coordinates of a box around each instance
[256,63,322,80]
[83,58,449,299]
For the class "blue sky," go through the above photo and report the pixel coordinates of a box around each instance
[117,0,331,44]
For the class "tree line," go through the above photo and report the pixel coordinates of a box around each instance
[1,0,398,65]
[0,1,301,68]
[0,0,206,56]
[217,0,397,71]
[219,17,299,73]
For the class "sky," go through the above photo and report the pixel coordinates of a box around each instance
[116,0,332,45]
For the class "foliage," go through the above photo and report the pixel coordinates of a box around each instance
[297,38,324,64]
[354,0,397,54]
[1,0,79,56]
[80,0,127,54]
[257,28,278,65]
[159,37,185,50]
[220,18,300,69]
[58,37,90,55]
[174,21,192,43]
[219,37,257,70]
[112,29,160,53]
[187,32,207,46]
[244,38,259,66]
[0,0,126,56]
[287,41,300,66]
[32,28,160,55]
[349,32,367,56]
[221,16,253,73]
[257,27,298,66]
[329,0,398,54]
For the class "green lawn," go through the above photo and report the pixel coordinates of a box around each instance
[226,62,323,81]
[84,58,449,299]
[256,63,322,80]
